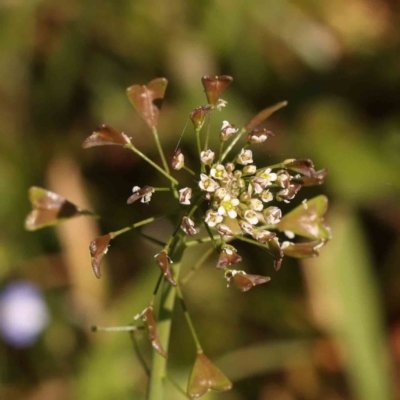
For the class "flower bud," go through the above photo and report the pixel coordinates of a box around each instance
[178,187,192,205]
[216,224,233,238]
[236,149,253,165]
[200,149,215,165]
[171,148,185,170]
[181,216,196,236]
[247,128,274,144]
[220,121,238,141]
[242,165,257,176]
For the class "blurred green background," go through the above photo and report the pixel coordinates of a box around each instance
[1,0,400,399]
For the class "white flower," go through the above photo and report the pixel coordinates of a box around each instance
[199,174,219,192]
[276,170,291,188]
[215,187,227,200]
[220,121,238,141]
[181,216,196,236]
[263,206,282,225]
[243,209,258,225]
[216,224,233,237]
[261,190,273,203]
[200,149,215,165]
[172,151,185,170]
[248,129,271,144]
[216,98,228,111]
[239,220,254,235]
[210,164,228,180]
[252,229,275,243]
[236,149,253,165]
[248,198,263,211]
[205,210,223,227]
[258,168,277,186]
[218,194,240,219]
[302,199,308,209]
[178,187,192,205]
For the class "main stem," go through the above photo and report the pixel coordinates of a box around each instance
[147,233,186,400]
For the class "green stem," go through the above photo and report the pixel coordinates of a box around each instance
[165,375,190,399]
[185,234,221,248]
[183,165,196,176]
[203,108,214,151]
[218,141,224,163]
[195,127,205,173]
[147,233,186,400]
[151,126,170,174]
[130,331,151,377]
[92,325,143,332]
[109,210,178,239]
[125,143,178,185]
[176,283,202,352]
[181,246,214,285]
[221,127,246,162]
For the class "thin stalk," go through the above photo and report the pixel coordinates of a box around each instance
[195,127,205,173]
[147,233,186,400]
[153,187,171,192]
[183,165,196,176]
[109,210,179,239]
[92,325,143,333]
[218,141,224,163]
[203,108,214,151]
[221,127,246,162]
[166,375,190,399]
[137,231,167,247]
[176,284,202,352]
[130,331,151,377]
[185,234,221,248]
[181,246,214,285]
[151,126,170,174]
[125,143,178,185]
[203,221,220,251]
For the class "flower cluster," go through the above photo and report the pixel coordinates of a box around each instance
[25,75,331,399]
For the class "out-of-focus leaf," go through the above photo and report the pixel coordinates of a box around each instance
[126,78,168,128]
[89,234,111,279]
[82,124,130,148]
[187,352,232,398]
[277,195,332,240]
[302,205,395,400]
[25,187,90,231]
[231,271,271,292]
[298,99,400,203]
[281,239,327,258]
[245,101,288,130]
[201,75,233,105]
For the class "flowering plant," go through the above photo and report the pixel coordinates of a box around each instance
[25,75,331,399]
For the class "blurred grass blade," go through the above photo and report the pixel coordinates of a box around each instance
[302,204,395,400]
